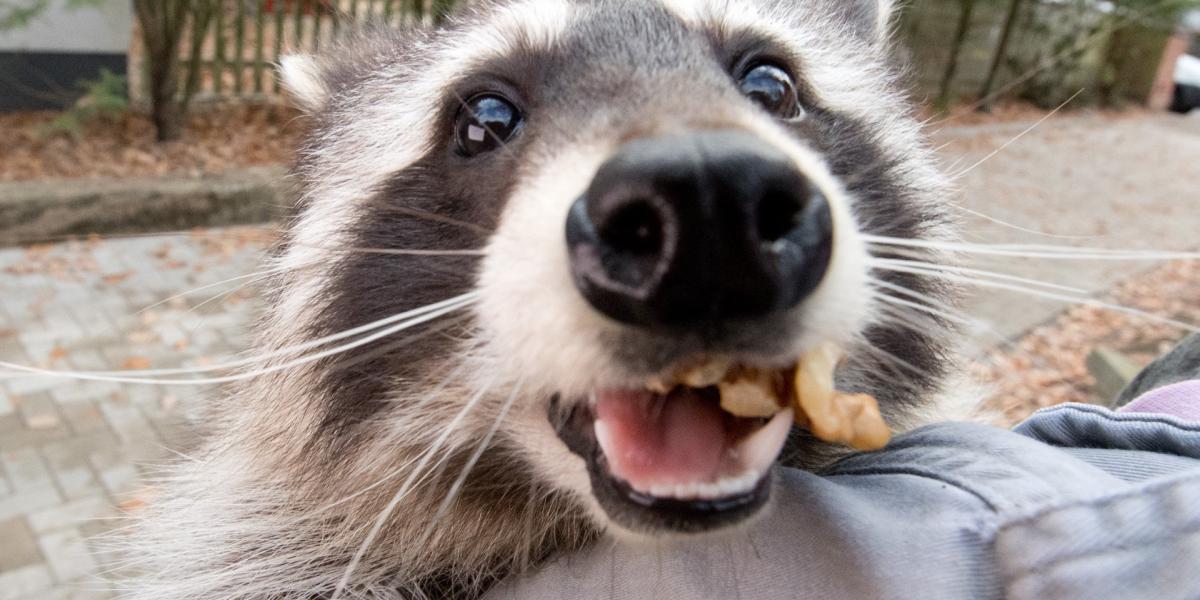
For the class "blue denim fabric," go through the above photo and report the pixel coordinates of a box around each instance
[485,404,1200,599]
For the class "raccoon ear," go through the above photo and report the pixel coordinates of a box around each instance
[839,0,897,45]
[869,0,897,41]
[280,54,329,113]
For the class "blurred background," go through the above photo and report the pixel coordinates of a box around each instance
[0,0,1198,597]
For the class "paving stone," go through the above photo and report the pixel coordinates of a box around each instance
[16,392,62,431]
[63,350,109,373]
[27,496,114,534]
[0,413,20,438]
[41,438,110,501]
[66,308,117,340]
[5,376,60,398]
[58,402,109,437]
[27,585,116,600]
[0,564,54,600]
[50,383,122,406]
[0,424,72,453]
[0,485,62,522]
[1,449,52,491]
[84,447,124,474]
[0,517,42,571]
[97,400,156,445]
[96,465,141,500]
[38,527,97,582]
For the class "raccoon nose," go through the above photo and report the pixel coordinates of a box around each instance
[565,130,833,327]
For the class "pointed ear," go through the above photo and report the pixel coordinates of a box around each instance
[832,0,898,45]
[279,54,329,113]
[870,0,898,43]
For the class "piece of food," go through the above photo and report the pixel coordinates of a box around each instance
[793,344,891,451]
[646,357,730,394]
[643,344,891,451]
[718,368,786,418]
[678,358,731,388]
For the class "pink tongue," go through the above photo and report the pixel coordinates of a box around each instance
[594,387,727,488]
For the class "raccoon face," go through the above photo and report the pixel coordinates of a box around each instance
[280,0,954,538]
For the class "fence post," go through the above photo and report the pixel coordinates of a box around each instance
[254,0,267,93]
[293,0,306,59]
[213,0,225,94]
[312,0,324,51]
[183,1,217,105]
[272,0,285,91]
[233,0,246,95]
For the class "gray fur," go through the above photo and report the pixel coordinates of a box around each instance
[122,1,959,598]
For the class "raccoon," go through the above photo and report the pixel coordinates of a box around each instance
[126,0,960,598]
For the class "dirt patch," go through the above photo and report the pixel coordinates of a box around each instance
[975,259,1200,424]
[0,103,305,182]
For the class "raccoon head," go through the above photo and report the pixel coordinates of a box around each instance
[277,0,955,542]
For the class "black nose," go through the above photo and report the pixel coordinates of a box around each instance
[566,130,833,328]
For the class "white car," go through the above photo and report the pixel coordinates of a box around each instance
[1172,53,1200,114]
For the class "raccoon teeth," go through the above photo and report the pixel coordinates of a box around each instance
[636,471,762,501]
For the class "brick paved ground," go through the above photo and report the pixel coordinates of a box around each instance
[0,230,270,599]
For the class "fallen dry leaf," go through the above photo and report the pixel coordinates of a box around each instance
[122,356,152,370]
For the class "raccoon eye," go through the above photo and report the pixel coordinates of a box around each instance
[737,63,802,120]
[455,94,523,157]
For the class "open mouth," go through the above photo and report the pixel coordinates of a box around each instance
[552,347,890,533]
[553,376,793,533]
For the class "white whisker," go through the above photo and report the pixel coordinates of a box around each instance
[287,243,486,257]
[416,379,522,549]
[869,281,976,328]
[870,257,1089,294]
[953,205,1102,240]
[305,359,477,517]
[0,295,477,385]
[872,263,1200,334]
[865,235,1200,261]
[0,293,478,380]
[135,262,305,315]
[331,372,499,599]
[949,89,1083,181]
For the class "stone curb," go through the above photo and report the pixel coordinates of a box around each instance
[1087,346,1143,406]
[0,166,288,246]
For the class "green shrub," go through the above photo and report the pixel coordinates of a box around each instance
[38,68,130,140]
